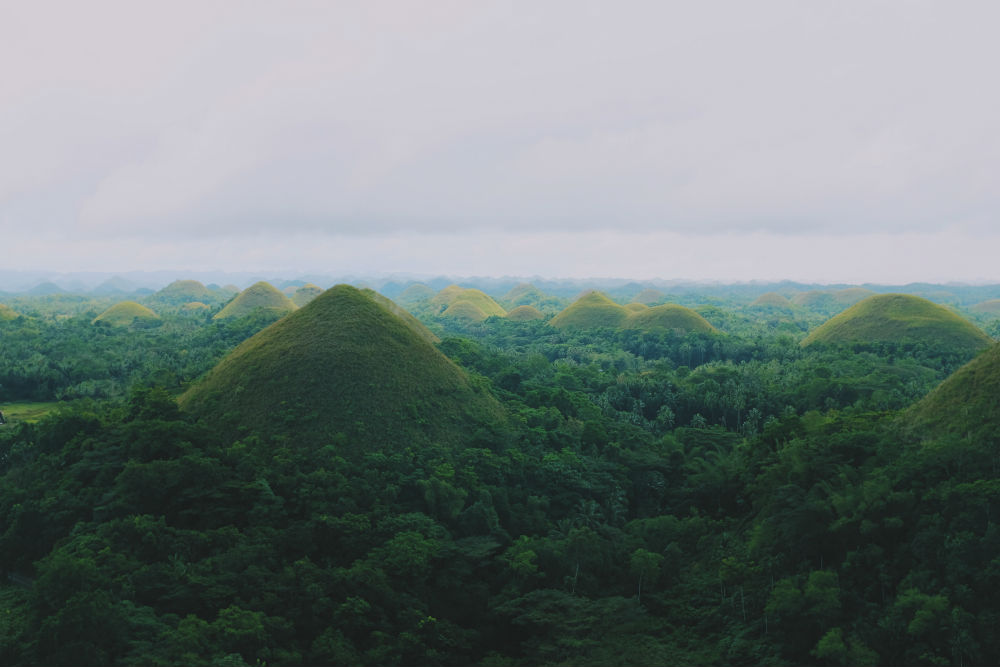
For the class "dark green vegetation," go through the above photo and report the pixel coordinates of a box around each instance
[0,304,19,321]
[802,294,991,353]
[214,282,297,320]
[1,280,999,666]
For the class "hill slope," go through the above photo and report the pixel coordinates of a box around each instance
[0,304,19,321]
[505,305,545,321]
[179,285,504,447]
[625,304,717,333]
[801,294,991,351]
[432,285,506,319]
[214,282,297,320]
[549,291,628,329]
[906,343,1000,442]
[751,292,793,308]
[93,301,160,326]
[291,284,324,307]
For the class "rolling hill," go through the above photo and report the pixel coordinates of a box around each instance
[631,288,665,305]
[213,282,297,320]
[971,299,1000,316]
[550,291,716,334]
[151,279,215,305]
[801,294,991,352]
[751,292,793,308]
[179,284,505,447]
[906,343,1000,443]
[432,285,506,320]
[0,304,21,321]
[92,301,160,327]
[505,305,545,321]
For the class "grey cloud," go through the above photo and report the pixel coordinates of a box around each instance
[3,1,1000,241]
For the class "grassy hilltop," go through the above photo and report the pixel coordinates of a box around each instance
[180,285,504,447]
[92,301,160,327]
[802,294,992,352]
[550,290,715,333]
[213,281,297,320]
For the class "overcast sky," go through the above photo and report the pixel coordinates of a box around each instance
[3,1,999,282]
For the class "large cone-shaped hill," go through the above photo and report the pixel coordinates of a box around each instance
[93,301,160,326]
[361,288,439,344]
[801,294,991,352]
[550,291,715,333]
[906,343,1000,443]
[179,285,504,447]
[214,282,297,320]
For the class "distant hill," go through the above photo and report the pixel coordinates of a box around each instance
[549,291,628,329]
[291,284,324,307]
[92,301,160,327]
[751,292,793,308]
[505,305,545,321]
[179,284,505,448]
[504,283,547,306]
[906,343,1000,443]
[432,285,506,320]
[801,294,991,352]
[397,283,436,304]
[626,304,717,334]
[550,291,715,333]
[971,299,1000,316]
[213,282,297,320]
[791,288,875,310]
[152,280,215,305]
[631,288,665,305]
[26,282,63,295]
[91,276,137,295]
[0,304,20,321]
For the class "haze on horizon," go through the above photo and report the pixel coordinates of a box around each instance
[3,1,999,284]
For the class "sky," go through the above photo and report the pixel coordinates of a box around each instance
[3,1,1000,283]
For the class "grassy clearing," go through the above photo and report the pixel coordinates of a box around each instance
[2,401,62,423]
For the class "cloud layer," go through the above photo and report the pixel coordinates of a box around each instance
[2,1,999,278]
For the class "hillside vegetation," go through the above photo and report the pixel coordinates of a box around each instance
[906,342,1000,442]
[213,281,297,320]
[802,294,991,352]
[92,301,160,327]
[550,291,715,333]
[180,285,503,447]
[0,304,19,321]
[505,305,545,321]
[432,285,506,320]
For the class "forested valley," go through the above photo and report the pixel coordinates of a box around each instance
[1,279,999,666]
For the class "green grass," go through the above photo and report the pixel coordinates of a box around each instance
[504,283,547,306]
[180,285,505,448]
[550,292,715,334]
[442,300,490,321]
[906,343,1000,443]
[432,285,507,318]
[154,279,214,302]
[505,305,545,321]
[801,294,992,351]
[625,304,717,334]
[1,401,62,423]
[214,281,297,320]
[92,301,160,326]
[549,291,628,329]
